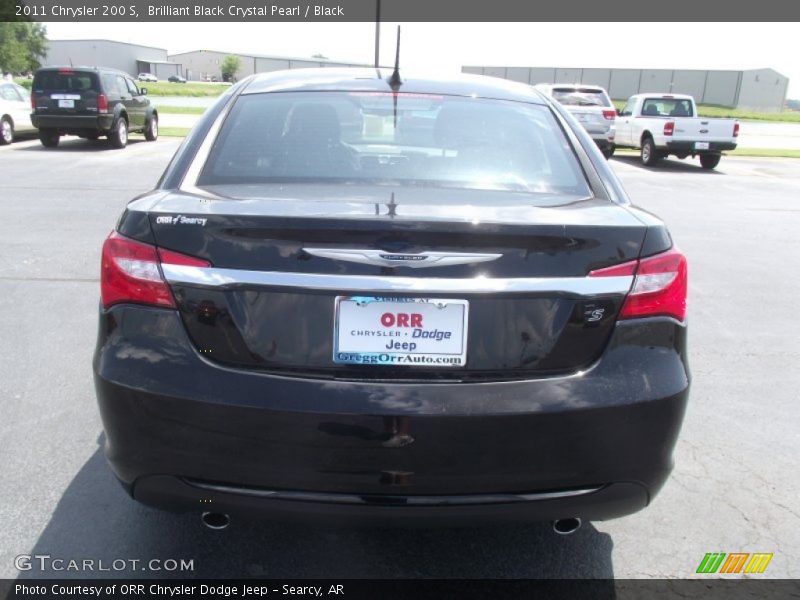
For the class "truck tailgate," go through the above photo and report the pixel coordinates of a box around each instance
[672,118,738,143]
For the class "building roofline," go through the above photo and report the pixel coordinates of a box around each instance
[47,38,168,53]
[167,49,370,65]
[464,65,788,79]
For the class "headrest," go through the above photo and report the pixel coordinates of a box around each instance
[283,103,341,144]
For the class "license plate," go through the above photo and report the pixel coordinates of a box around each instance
[58,100,75,108]
[695,141,710,150]
[333,296,468,367]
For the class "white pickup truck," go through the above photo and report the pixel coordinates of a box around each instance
[614,93,739,169]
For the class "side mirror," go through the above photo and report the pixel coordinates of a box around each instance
[616,109,622,116]
[140,88,147,95]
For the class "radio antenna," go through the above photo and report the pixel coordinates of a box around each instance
[389,25,401,89]
[374,0,381,68]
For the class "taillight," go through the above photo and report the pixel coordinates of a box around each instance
[97,94,108,113]
[733,122,740,137]
[30,94,36,111]
[602,109,616,120]
[100,231,209,309]
[663,121,675,136]
[157,247,211,267]
[589,247,687,321]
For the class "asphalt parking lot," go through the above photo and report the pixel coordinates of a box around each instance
[0,137,798,579]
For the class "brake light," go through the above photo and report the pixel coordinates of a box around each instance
[663,121,675,136]
[158,247,211,267]
[733,122,740,137]
[602,109,616,120]
[57,68,73,74]
[97,94,108,113]
[100,231,209,309]
[589,248,687,321]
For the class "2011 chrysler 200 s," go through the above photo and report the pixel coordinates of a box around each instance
[93,69,690,531]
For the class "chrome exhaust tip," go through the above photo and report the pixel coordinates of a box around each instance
[552,517,582,535]
[201,511,230,530]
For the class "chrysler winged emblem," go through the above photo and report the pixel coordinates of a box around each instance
[303,248,502,268]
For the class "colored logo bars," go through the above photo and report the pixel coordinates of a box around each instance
[696,552,773,574]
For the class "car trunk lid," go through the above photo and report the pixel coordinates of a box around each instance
[565,105,613,134]
[144,185,646,380]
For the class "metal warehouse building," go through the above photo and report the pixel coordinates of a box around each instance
[167,50,371,82]
[43,40,369,83]
[44,39,182,79]
[462,66,789,111]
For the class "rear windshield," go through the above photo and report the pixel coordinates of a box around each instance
[552,88,612,108]
[642,98,694,117]
[198,92,590,196]
[33,71,99,93]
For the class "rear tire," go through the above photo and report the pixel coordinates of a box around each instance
[640,136,660,167]
[39,129,60,148]
[1,117,14,145]
[108,118,128,149]
[144,114,158,141]
[699,153,721,170]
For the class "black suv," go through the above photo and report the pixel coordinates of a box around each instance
[31,66,159,149]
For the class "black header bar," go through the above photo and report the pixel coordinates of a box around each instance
[2,0,800,22]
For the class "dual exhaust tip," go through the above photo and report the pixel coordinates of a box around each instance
[202,512,581,535]
[552,517,582,535]
[201,511,230,530]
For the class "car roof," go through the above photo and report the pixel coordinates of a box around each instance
[241,68,547,104]
[536,83,607,92]
[35,66,130,76]
[631,93,694,100]
[552,84,606,91]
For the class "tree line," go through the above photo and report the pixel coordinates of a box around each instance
[0,22,48,75]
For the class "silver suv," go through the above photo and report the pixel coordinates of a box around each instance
[535,84,616,158]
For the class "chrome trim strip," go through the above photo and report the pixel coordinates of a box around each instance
[304,248,502,269]
[185,479,602,506]
[161,264,633,295]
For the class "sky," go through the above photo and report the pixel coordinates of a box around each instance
[43,22,800,98]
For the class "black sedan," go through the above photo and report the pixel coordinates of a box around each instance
[94,68,690,533]
[168,75,187,83]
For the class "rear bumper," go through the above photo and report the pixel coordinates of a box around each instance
[582,127,614,143]
[664,141,737,153]
[134,477,648,526]
[93,306,690,524]
[31,113,114,132]
[592,138,614,150]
